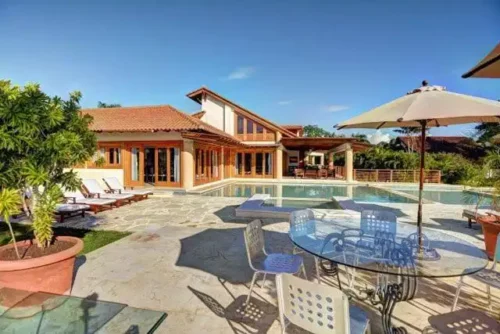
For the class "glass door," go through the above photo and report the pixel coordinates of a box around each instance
[126,145,144,187]
[144,147,156,185]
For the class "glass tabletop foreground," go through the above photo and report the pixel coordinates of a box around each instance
[289,214,489,278]
[0,288,166,333]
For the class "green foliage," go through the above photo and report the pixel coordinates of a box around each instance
[97,101,121,108]
[303,125,337,138]
[475,122,500,143]
[354,146,486,184]
[0,189,22,258]
[0,80,97,248]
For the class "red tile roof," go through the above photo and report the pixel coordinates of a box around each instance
[82,105,242,145]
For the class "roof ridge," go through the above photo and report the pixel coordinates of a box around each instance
[81,104,173,111]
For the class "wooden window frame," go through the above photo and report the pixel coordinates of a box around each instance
[234,112,276,142]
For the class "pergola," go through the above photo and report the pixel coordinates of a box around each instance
[280,137,371,181]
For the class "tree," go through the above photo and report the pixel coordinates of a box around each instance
[0,80,97,248]
[97,101,121,108]
[303,125,336,137]
[475,122,500,143]
[351,133,369,143]
[393,127,422,153]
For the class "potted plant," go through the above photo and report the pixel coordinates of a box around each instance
[0,81,96,295]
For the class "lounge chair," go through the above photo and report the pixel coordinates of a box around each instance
[304,169,318,179]
[462,208,500,228]
[103,177,153,200]
[81,179,135,206]
[294,168,305,178]
[63,189,116,213]
[55,203,90,223]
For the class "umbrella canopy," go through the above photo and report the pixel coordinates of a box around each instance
[336,84,500,130]
[462,43,500,79]
[335,82,500,249]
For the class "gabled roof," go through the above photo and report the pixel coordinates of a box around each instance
[186,87,297,138]
[191,111,206,119]
[81,105,242,146]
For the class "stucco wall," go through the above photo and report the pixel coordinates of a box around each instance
[201,96,225,132]
[96,132,182,142]
[71,168,124,189]
[201,96,235,135]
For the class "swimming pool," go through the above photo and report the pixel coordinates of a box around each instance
[384,186,493,205]
[202,183,417,204]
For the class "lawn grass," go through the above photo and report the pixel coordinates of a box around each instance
[0,223,131,255]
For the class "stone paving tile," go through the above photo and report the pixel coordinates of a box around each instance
[66,194,499,333]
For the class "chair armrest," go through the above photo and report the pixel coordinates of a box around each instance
[64,196,77,204]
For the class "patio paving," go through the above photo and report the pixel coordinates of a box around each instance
[66,195,499,333]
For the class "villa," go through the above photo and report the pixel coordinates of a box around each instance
[77,87,369,190]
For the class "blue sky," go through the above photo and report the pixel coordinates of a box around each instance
[1,0,499,138]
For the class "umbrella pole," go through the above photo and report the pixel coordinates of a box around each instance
[417,121,427,250]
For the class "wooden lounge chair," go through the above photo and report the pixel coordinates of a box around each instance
[462,208,500,228]
[294,168,305,178]
[103,177,153,200]
[63,189,116,214]
[55,203,90,223]
[82,179,135,206]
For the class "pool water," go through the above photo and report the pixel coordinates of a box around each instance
[262,199,342,209]
[392,188,492,205]
[202,183,416,204]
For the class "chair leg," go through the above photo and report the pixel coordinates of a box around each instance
[486,285,492,311]
[300,263,307,280]
[246,272,259,306]
[261,273,267,288]
[314,257,320,284]
[451,276,464,311]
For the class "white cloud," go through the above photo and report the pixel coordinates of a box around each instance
[226,67,256,80]
[278,100,293,105]
[367,130,391,145]
[324,105,349,112]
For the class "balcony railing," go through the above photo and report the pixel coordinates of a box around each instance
[353,169,441,183]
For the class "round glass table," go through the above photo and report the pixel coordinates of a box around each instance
[289,212,489,334]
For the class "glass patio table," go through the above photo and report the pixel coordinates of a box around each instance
[0,288,167,333]
[289,215,489,334]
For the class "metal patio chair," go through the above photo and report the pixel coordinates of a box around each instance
[290,209,343,288]
[276,273,371,334]
[452,232,500,312]
[244,219,307,306]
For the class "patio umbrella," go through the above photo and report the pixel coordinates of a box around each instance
[462,43,500,78]
[335,81,500,248]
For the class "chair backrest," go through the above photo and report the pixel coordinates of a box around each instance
[103,177,124,191]
[276,273,350,334]
[82,179,106,195]
[63,188,86,200]
[290,209,316,237]
[360,210,397,238]
[244,220,266,269]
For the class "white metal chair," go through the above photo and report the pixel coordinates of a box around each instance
[276,273,371,334]
[452,232,500,312]
[244,219,306,306]
[290,209,343,288]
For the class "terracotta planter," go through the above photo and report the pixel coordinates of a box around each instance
[0,236,83,303]
[477,215,500,259]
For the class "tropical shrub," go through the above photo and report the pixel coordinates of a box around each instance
[0,81,97,248]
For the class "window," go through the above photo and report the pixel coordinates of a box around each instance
[236,153,243,175]
[131,147,140,181]
[244,153,252,175]
[246,119,254,134]
[108,148,121,164]
[256,124,264,134]
[237,115,244,134]
[265,152,273,175]
[170,147,180,182]
[256,153,263,175]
